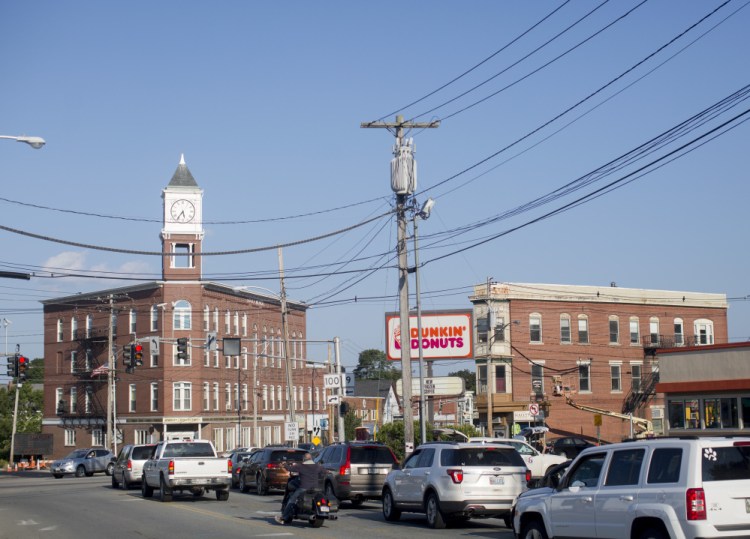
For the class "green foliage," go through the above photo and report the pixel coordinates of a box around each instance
[447,368,476,393]
[23,358,45,384]
[375,420,435,462]
[353,349,399,381]
[0,385,43,460]
[343,410,362,441]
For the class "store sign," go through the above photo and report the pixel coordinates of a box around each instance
[385,311,473,360]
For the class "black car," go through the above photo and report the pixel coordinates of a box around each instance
[546,436,595,459]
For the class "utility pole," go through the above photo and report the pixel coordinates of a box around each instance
[485,278,493,437]
[107,295,115,453]
[278,247,296,430]
[361,115,439,456]
[334,337,345,442]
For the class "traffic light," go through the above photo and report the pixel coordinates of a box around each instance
[339,402,349,415]
[17,355,28,382]
[123,344,133,367]
[133,343,144,366]
[6,355,17,377]
[176,338,189,361]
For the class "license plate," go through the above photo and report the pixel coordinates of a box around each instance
[320,506,330,513]
[490,476,505,485]
[362,468,382,474]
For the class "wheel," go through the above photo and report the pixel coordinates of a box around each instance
[382,489,401,522]
[520,519,548,539]
[256,474,267,496]
[120,473,130,490]
[311,517,324,528]
[111,474,120,488]
[141,476,154,498]
[239,472,249,493]
[216,489,229,501]
[425,492,446,529]
[75,465,86,478]
[640,527,668,539]
[106,462,114,476]
[159,476,172,502]
[53,474,63,479]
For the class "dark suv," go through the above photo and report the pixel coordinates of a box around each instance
[315,441,399,506]
[238,446,307,495]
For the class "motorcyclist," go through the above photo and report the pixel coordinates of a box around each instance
[275,452,325,524]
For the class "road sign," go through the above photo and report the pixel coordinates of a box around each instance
[345,373,355,396]
[327,395,341,405]
[312,426,321,438]
[206,332,217,351]
[284,421,298,442]
[323,374,342,389]
[149,337,160,355]
[529,403,540,416]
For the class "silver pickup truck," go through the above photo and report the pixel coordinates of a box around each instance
[141,440,231,501]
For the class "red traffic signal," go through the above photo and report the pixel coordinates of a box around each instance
[17,355,29,381]
[134,344,144,366]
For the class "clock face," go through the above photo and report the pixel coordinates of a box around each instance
[170,199,195,223]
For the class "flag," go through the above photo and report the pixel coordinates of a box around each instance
[91,363,109,377]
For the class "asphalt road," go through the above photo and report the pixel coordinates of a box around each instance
[0,471,515,539]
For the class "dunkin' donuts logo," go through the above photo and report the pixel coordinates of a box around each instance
[387,312,472,359]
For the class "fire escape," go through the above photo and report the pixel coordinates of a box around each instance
[56,326,110,428]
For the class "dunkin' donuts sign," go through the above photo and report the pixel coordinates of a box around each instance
[385,311,473,360]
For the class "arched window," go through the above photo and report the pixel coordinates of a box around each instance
[673,318,684,346]
[173,300,192,330]
[559,314,571,343]
[86,315,93,338]
[71,317,78,340]
[57,319,64,342]
[529,314,542,343]
[649,317,660,346]
[694,319,714,345]
[151,305,159,332]
[577,315,589,344]
[609,315,619,344]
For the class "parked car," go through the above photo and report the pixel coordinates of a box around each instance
[50,448,115,478]
[111,443,156,489]
[513,436,750,539]
[315,441,400,507]
[222,446,257,458]
[238,446,307,495]
[468,437,567,485]
[229,450,256,488]
[382,441,529,529]
[546,436,595,459]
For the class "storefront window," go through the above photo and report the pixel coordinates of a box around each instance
[742,398,750,430]
[669,400,685,429]
[685,399,700,429]
[704,399,720,429]
[720,398,739,429]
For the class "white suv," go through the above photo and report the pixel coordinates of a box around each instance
[513,436,750,539]
[382,442,530,529]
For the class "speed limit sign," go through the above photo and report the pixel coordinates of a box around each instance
[529,403,540,416]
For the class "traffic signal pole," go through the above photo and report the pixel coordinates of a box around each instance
[9,346,20,468]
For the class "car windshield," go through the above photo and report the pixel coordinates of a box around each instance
[270,451,305,463]
[65,450,89,459]
[350,446,396,464]
[441,447,526,467]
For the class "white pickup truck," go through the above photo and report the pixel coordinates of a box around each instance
[141,439,231,502]
[468,438,568,485]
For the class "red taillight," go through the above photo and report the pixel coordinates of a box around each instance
[267,462,280,469]
[126,459,132,471]
[339,447,351,476]
[734,441,750,447]
[227,459,232,473]
[686,488,706,520]
[168,459,175,476]
[447,469,463,484]
[525,469,532,484]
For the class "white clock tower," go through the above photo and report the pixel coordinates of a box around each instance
[161,154,204,281]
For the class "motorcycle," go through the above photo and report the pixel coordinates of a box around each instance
[281,474,339,527]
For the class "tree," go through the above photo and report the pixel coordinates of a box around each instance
[375,420,435,461]
[448,368,476,393]
[353,349,399,381]
[343,410,362,441]
[24,357,44,384]
[0,384,43,461]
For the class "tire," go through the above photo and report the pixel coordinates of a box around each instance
[75,465,86,478]
[425,492,446,529]
[121,473,130,490]
[142,476,154,498]
[641,527,668,539]
[111,474,119,488]
[106,462,114,476]
[159,476,172,502]
[216,489,229,501]
[239,473,249,493]
[311,517,324,528]
[256,474,267,496]
[382,489,401,522]
[521,519,548,539]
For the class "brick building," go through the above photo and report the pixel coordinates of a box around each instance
[41,156,329,458]
[470,281,728,442]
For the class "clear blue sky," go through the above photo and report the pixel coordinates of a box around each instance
[2,1,748,380]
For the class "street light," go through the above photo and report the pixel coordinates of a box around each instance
[0,135,46,149]
[411,198,434,445]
